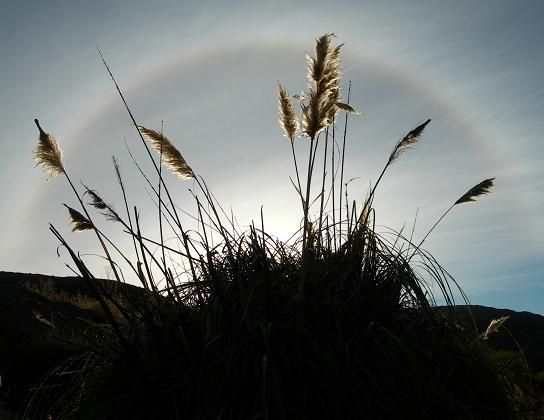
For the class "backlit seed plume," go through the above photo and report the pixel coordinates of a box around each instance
[336,102,361,114]
[85,188,121,222]
[301,34,345,139]
[357,193,372,228]
[64,204,94,232]
[278,84,298,143]
[454,178,495,205]
[388,119,431,165]
[308,34,338,85]
[137,126,195,179]
[34,119,64,177]
[482,315,509,339]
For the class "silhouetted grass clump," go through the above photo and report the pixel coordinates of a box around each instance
[25,35,543,419]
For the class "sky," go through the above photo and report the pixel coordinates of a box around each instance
[1,0,543,314]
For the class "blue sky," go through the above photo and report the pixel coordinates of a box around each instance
[1,0,543,314]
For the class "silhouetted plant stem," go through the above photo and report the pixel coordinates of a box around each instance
[338,80,352,243]
[290,142,303,210]
[331,124,337,250]
[318,127,330,248]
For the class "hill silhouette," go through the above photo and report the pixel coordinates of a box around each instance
[449,304,544,374]
[0,271,145,412]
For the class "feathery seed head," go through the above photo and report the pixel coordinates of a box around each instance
[64,204,94,232]
[301,90,322,139]
[455,178,495,205]
[358,193,373,228]
[300,34,350,139]
[137,126,195,179]
[85,188,121,222]
[309,34,336,83]
[34,119,64,178]
[325,87,341,123]
[388,119,431,165]
[336,102,361,114]
[483,315,509,339]
[85,189,107,210]
[277,84,298,144]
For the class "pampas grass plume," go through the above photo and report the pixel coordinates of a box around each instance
[34,119,64,178]
[301,34,344,139]
[336,102,360,114]
[278,84,298,143]
[64,204,94,232]
[85,188,121,222]
[137,126,194,179]
[482,315,510,339]
[388,119,431,165]
[455,178,495,205]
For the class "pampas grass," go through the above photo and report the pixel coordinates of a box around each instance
[455,177,496,205]
[388,118,431,165]
[84,188,121,223]
[335,101,360,114]
[34,119,64,177]
[277,84,298,143]
[64,205,94,232]
[137,125,194,179]
[23,35,543,420]
[301,33,343,139]
[483,316,510,339]
[414,178,497,255]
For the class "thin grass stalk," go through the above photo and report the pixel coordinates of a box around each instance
[86,185,194,264]
[357,120,431,235]
[72,217,147,312]
[349,200,357,236]
[188,189,227,243]
[48,225,132,355]
[260,205,267,251]
[113,157,150,290]
[290,142,304,210]
[331,124,337,251]
[409,207,419,247]
[410,203,454,261]
[125,143,181,230]
[129,155,207,288]
[123,112,202,301]
[196,197,211,251]
[409,178,494,261]
[81,185,184,295]
[134,207,157,293]
[338,81,352,243]
[202,182,240,244]
[193,177,235,254]
[98,49,199,275]
[60,168,124,288]
[301,136,316,253]
[195,197,207,246]
[323,215,329,251]
[297,133,320,327]
[133,225,176,327]
[149,131,182,301]
[344,181,350,237]
[317,127,330,249]
[416,246,465,307]
[206,196,214,249]
[157,121,169,285]
[309,134,321,180]
[202,179,243,240]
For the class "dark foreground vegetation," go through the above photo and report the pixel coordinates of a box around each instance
[1,273,543,418]
[5,34,542,418]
